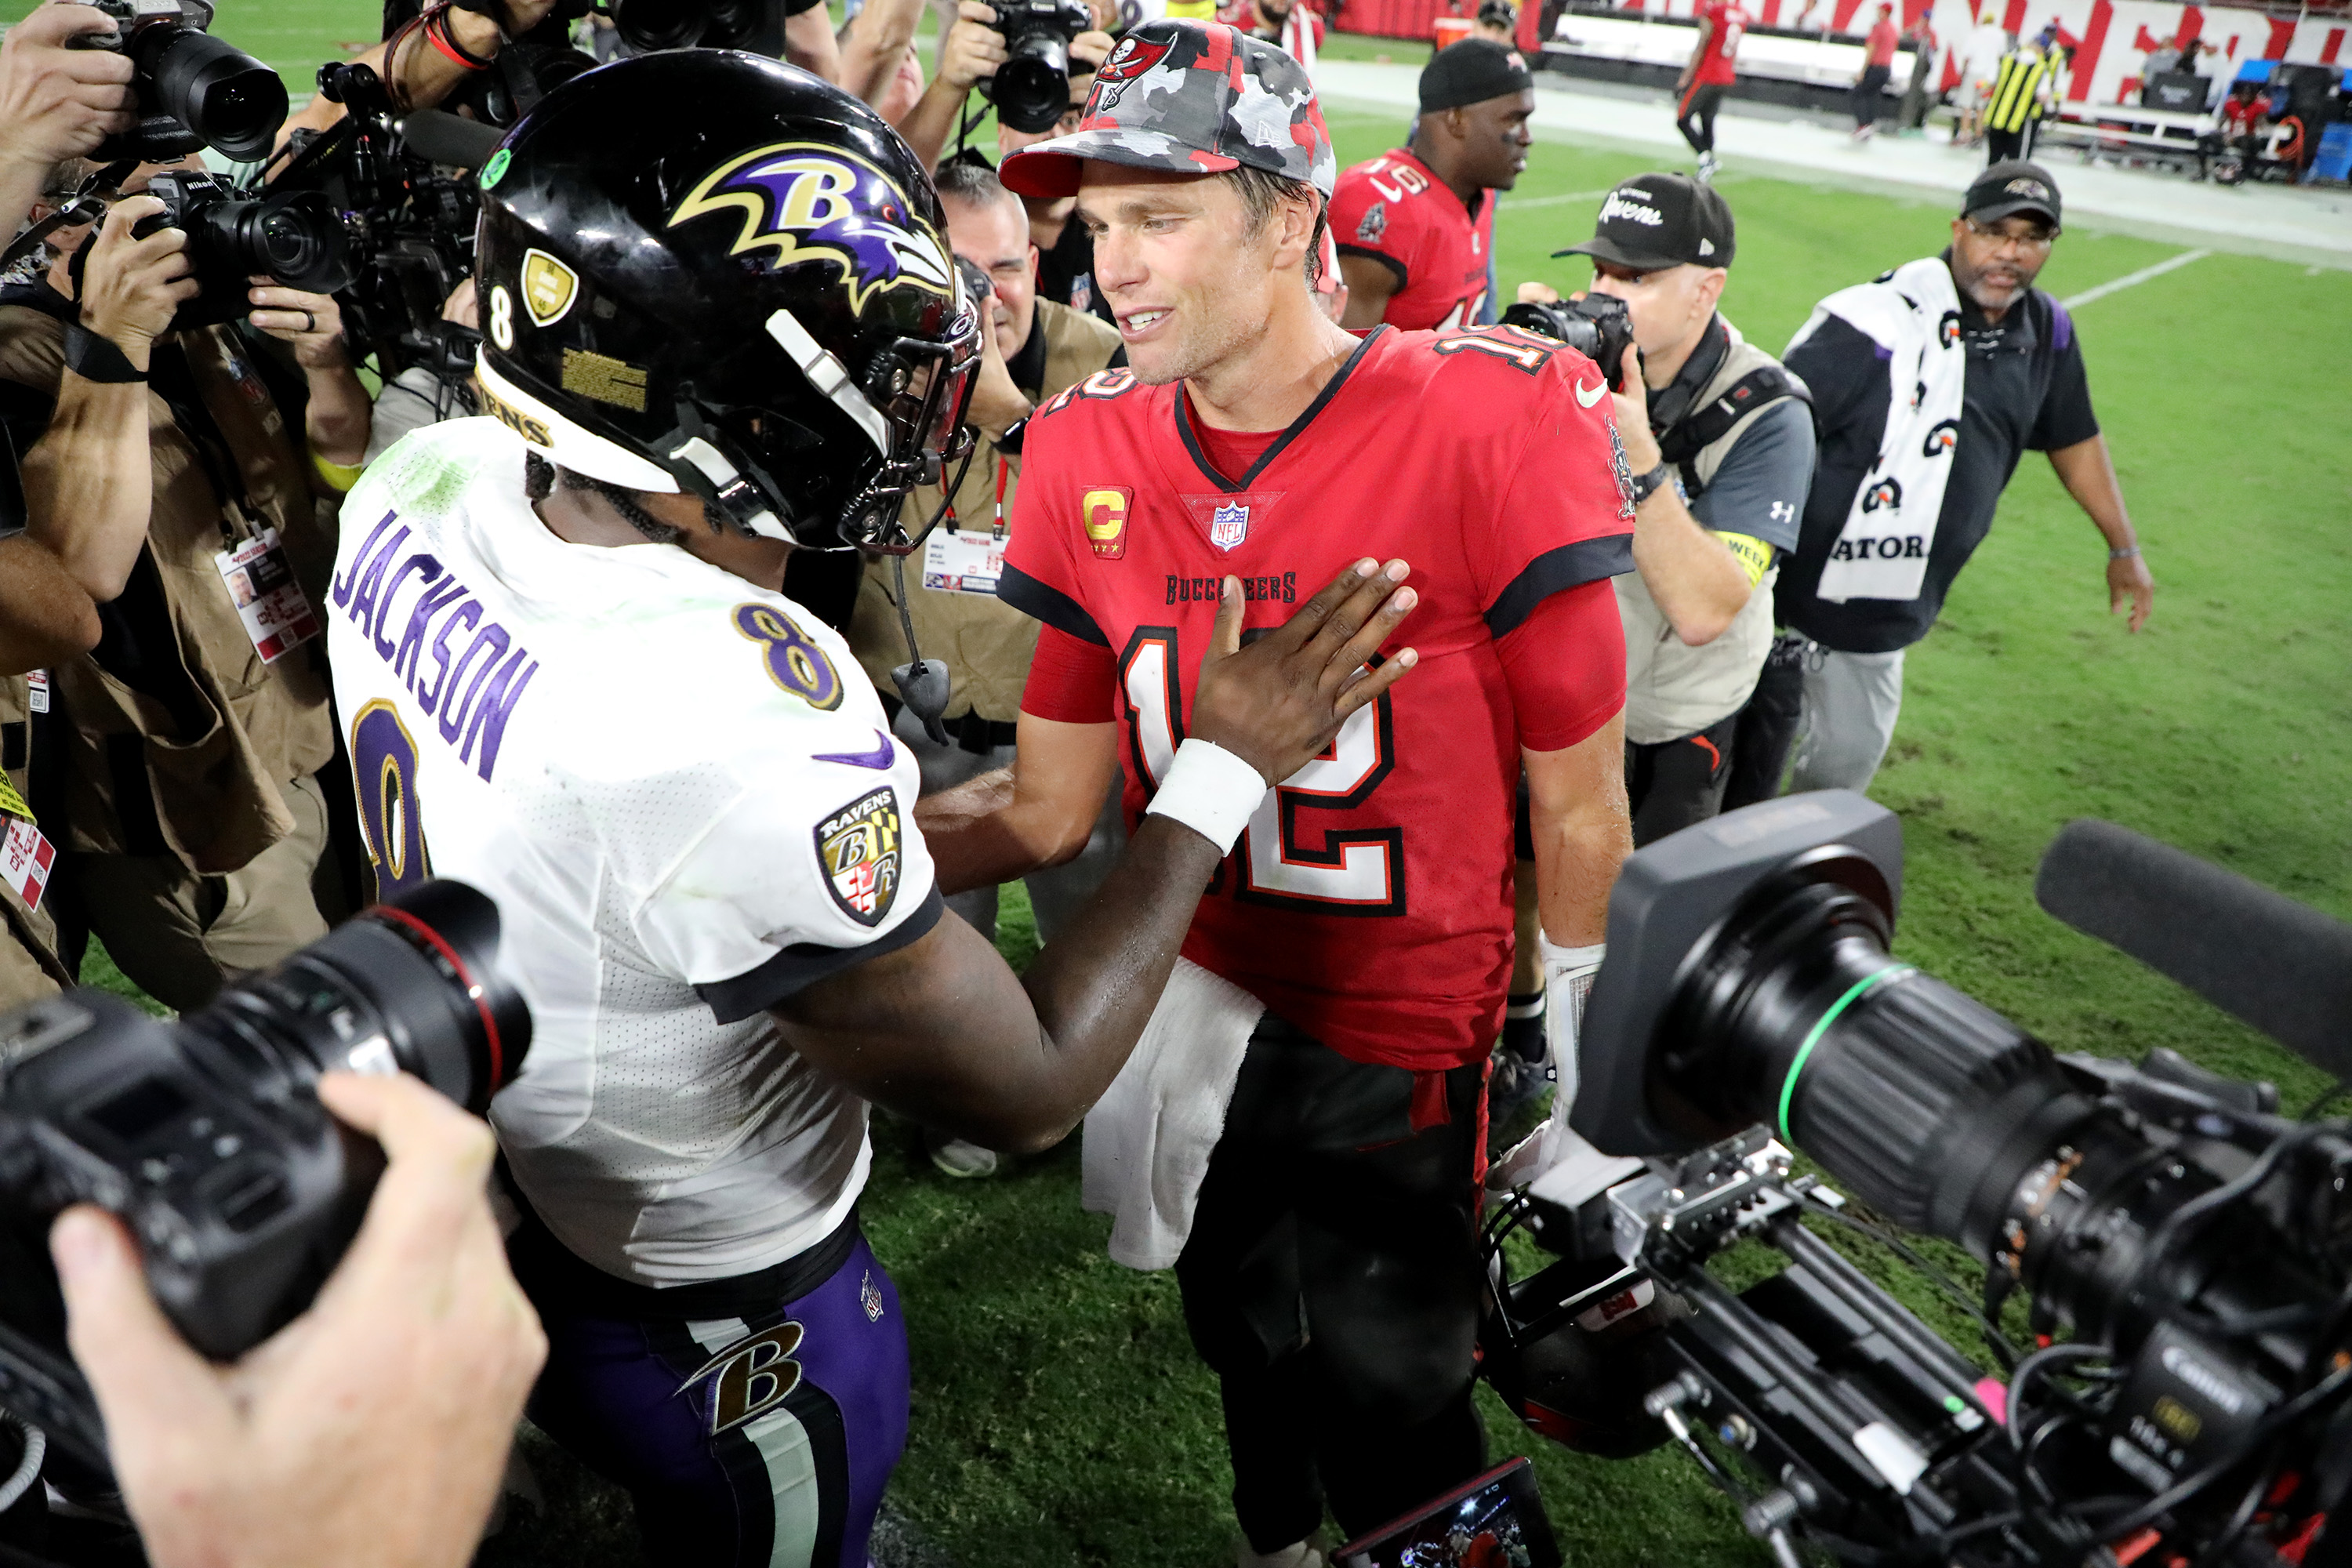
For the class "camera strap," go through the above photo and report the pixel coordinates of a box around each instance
[1656,363,1812,501]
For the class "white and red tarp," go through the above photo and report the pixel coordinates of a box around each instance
[1563,0,2345,105]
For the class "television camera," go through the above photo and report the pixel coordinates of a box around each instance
[1482,793,2352,1566]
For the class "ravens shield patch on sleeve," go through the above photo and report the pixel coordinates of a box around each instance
[815,787,903,927]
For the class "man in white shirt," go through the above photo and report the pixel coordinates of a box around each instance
[1958,9,2012,143]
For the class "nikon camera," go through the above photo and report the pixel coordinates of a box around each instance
[987,0,1093,134]
[1501,292,1637,391]
[0,881,529,1478]
[67,0,287,163]
[131,169,351,330]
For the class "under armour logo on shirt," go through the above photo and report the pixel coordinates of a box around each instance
[1770,501,1795,523]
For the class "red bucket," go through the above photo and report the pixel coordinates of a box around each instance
[1434,14,1475,47]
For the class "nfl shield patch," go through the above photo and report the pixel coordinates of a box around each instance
[815,787,903,927]
[1209,502,1250,551]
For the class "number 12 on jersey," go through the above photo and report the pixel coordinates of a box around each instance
[1120,627,1403,916]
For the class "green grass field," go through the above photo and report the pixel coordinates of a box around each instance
[7,2,2350,1563]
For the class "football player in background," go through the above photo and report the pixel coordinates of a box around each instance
[941,23,1636,1565]
[327,54,1416,1568]
[1329,38,1533,331]
[1675,0,1748,182]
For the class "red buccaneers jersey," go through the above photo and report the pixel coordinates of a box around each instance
[1694,0,1748,85]
[999,326,1635,1072]
[1330,149,1492,331]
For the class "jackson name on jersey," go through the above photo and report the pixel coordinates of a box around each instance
[326,418,942,1287]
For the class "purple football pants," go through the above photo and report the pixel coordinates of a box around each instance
[524,1232,910,1568]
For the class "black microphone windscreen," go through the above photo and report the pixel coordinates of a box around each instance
[398,109,505,171]
[2035,819,2352,1080]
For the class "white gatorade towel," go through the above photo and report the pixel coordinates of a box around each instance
[1789,256,1966,603]
[1081,957,1262,1270]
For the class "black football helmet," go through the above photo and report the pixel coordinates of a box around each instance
[472,51,979,551]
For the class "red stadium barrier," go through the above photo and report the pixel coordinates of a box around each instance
[1337,0,1454,38]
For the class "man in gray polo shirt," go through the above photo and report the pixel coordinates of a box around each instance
[1523,173,1814,842]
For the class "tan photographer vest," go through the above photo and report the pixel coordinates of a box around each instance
[849,299,1124,725]
[1617,319,1795,747]
[0,305,333,874]
[0,672,71,1008]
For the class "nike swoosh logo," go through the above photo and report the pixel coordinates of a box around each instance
[813,730,897,771]
[1575,379,1607,408]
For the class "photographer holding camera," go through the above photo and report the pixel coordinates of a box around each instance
[38,1071,545,1568]
[0,157,371,1012]
[0,2,133,234]
[1517,176,1812,843]
[898,0,1113,173]
[900,1,1118,320]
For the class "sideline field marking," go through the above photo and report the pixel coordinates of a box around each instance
[1499,188,1620,209]
[2062,248,2213,309]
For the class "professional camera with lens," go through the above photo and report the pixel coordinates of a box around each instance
[1500,292,1635,390]
[986,0,1093,135]
[66,0,288,163]
[132,168,352,330]
[1482,794,2352,1567]
[0,881,528,1479]
[603,0,763,52]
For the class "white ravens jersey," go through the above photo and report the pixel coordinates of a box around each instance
[326,419,939,1286]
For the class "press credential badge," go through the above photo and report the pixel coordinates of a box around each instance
[0,772,53,913]
[213,527,321,662]
[922,525,1007,596]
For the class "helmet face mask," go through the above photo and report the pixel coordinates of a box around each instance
[472,53,982,554]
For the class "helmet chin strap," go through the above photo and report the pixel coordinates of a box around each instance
[655,402,796,543]
[889,554,952,746]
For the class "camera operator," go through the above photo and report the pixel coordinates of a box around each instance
[905,11,1116,320]
[270,0,568,158]
[0,161,371,1011]
[45,1070,545,1568]
[0,184,194,1018]
[1329,39,1532,332]
[0,1,133,234]
[1758,163,2153,796]
[1519,176,1812,843]
[898,1,1115,174]
[365,276,479,465]
[845,156,1125,1180]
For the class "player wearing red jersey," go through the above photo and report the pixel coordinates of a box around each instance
[1676,0,1749,181]
[1330,40,1534,331]
[927,20,1636,1564]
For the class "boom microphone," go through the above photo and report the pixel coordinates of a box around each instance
[2035,818,2352,1079]
[398,109,505,170]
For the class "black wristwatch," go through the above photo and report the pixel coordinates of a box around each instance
[1628,460,1675,508]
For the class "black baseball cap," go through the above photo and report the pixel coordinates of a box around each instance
[1418,38,1533,114]
[1964,160,2062,227]
[1555,172,1734,270]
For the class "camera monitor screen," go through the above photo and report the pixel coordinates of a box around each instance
[1335,1458,1562,1568]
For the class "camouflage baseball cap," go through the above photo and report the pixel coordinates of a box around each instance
[998,20,1337,201]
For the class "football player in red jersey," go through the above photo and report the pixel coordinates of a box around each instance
[1675,0,1748,182]
[1329,39,1534,331]
[922,20,1636,1565]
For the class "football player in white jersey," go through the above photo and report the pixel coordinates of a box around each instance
[325,53,1420,1568]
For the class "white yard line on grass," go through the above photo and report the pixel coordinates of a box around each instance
[1497,188,1620,209]
[2060,248,2213,309]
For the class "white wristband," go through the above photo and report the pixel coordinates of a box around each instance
[1144,739,1269,855]
[1537,935,1606,1110]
